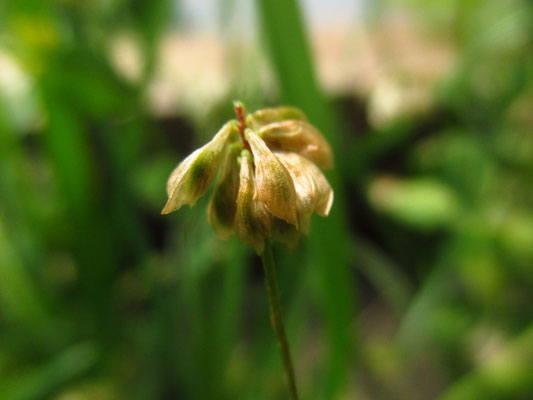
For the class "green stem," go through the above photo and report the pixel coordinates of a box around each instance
[261,238,299,400]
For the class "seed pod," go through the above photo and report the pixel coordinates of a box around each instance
[162,122,234,214]
[246,106,306,129]
[275,151,334,228]
[162,102,335,254]
[235,151,271,254]
[245,130,299,228]
[207,147,240,239]
[258,120,333,169]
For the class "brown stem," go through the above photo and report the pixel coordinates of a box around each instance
[234,101,252,152]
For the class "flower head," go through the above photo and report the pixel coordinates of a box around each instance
[162,103,334,253]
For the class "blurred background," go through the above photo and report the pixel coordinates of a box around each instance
[1,0,533,399]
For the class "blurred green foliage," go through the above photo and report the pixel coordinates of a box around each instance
[1,0,533,399]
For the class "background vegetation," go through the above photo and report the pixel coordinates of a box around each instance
[1,0,533,399]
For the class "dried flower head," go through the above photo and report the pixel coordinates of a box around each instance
[162,102,334,254]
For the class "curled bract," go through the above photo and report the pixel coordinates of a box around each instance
[246,106,306,129]
[258,120,333,169]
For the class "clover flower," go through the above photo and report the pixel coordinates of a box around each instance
[162,102,334,254]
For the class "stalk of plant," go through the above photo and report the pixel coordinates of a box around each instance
[162,101,334,398]
[262,237,299,399]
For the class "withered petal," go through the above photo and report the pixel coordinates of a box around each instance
[245,130,299,228]
[162,122,234,214]
[207,148,240,239]
[235,152,272,254]
[275,151,334,221]
[258,120,334,169]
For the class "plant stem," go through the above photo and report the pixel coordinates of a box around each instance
[261,238,299,400]
[233,101,251,152]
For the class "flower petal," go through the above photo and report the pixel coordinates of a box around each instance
[245,130,299,227]
[207,148,240,239]
[235,151,271,254]
[246,106,306,129]
[275,151,334,222]
[258,120,333,169]
[162,122,234,214]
